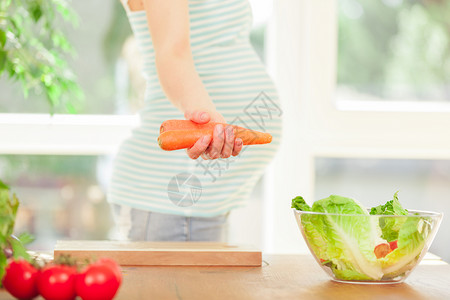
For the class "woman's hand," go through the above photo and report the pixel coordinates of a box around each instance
[184,110,243,160]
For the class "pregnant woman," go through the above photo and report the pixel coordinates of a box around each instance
[109,0,282,242]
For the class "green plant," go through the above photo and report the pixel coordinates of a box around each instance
[0,180,33,285]
[0,0,83,114]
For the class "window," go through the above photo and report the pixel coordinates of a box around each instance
[265,0,450,259]
[337,0,450,106]
[3,155,113,250]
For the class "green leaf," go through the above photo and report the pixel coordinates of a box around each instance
[0,29,6,48]
[8,18,21,38]
[17,232,35,245]
[65,102,77,114]
[370,192,409,242]
[47,84,62,104]
[300,212,329,262]
[10,194,19,219]
[0,180,10,190]
[380,216,430,277]
[0,189,19,239]
[0,50,6,74]
[310,195,383,280]
[9,236,30,261]
[0,252,7,285]
[30,3,43,23]
[291,196,311,211]
[370,191,408,216]
[331,264,373,281]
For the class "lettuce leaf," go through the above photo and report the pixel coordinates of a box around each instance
[331,265,373,281]
[370,191,407,216]
[292,196,329,261]
[309,195,383,280]
[380,216,430,276]
[291,196,312,211]
[370,191,408,242]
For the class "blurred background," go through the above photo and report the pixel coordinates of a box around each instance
[1,0,450,262]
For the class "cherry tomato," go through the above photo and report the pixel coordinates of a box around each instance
[37,264,77,300]
[389,240,398,251]
[2,259,39,300]
[374,243,391,259]
[76,259,122,300]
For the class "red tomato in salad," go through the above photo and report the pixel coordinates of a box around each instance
[374,243,391,259]
[2,259,39,300]
[75,259,122,300]
[389,240,398,250]
[37,264,77,300]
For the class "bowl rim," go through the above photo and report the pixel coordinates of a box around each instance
[292,208,443,217]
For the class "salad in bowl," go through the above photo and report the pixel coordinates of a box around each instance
[292,192,443,284]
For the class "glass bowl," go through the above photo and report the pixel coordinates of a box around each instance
[293,209,443,284]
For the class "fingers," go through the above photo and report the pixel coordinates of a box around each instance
[186,125,244,161]
[205,124,225,159]
[200,152,211,160]
[221,125,235,159]
[232,138,243,156]
[187,135,211,160]
[184,110,210,124]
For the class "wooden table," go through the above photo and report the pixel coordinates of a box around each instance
[1,254,449,300]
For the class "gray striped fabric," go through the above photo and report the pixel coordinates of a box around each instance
[108,0,282,217]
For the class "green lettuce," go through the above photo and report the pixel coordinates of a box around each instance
[293,195,383,280]
[292,197,328,261]
[331,266,373,281]
[370,192,408,242]
[293,192,433,281]
[312,195,383,280]
[380,216,431,277]
[291,196,311,211]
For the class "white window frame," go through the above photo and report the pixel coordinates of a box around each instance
[263,0,450,254]
[0,114,138,155]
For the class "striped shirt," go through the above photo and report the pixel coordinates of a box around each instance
[108,0,282,217]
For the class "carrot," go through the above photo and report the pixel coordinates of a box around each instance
[160,120,217,133]
[157,120,272,151]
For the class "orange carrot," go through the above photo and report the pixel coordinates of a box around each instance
[157,120,272,151]
[160,120,217,133]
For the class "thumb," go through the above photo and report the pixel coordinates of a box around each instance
[184,110,211,124]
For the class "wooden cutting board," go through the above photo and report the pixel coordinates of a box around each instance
[54,240,262,266]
